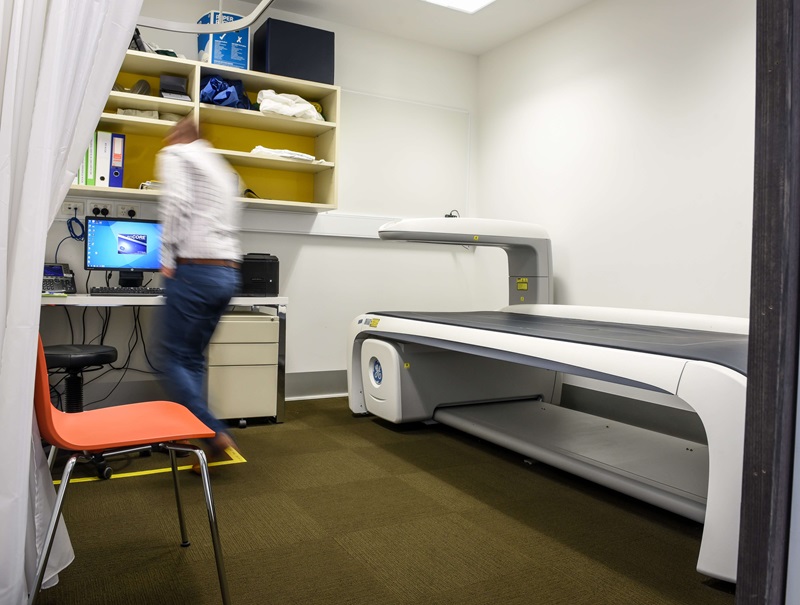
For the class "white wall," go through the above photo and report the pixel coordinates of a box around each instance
[46,0,758,397]
[45,0,487,396]
[478,0,756,317]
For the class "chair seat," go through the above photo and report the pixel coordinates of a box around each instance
[51,400,215,452]
[43,344,118,370]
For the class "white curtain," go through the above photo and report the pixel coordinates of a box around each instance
[0,0,143,602]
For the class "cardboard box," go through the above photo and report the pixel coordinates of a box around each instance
[198,11,250,70]
[252,18,334,84]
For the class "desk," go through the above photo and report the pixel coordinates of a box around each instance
[41,295,288,422]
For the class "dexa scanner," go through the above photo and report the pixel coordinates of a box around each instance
[347,217,748,583]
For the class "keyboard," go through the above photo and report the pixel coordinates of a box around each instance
[89,286,165,297]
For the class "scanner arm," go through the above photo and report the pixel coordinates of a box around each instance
[378,217,553,305]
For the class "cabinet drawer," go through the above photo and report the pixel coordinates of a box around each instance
[211,313,279,343]
[208,342,278,366]
[208,365,277,419]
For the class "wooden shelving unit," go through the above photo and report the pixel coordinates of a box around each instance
[67,50,340,212]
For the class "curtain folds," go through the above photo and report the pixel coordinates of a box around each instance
[0,1,142,602]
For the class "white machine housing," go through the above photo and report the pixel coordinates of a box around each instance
[347,218,749,584]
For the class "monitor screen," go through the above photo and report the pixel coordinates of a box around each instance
[84,217,162,272]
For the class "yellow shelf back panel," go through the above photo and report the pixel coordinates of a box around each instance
[235,166,316,203]
[121,133,165,190]
[202,123,316,157]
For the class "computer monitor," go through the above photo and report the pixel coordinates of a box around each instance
[84,216,163,287]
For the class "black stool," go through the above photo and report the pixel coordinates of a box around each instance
[44,344,118,478]
[43,344,117,413]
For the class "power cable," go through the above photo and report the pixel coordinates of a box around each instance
[53,213,85,263]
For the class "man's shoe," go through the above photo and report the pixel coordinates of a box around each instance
[211,433,239,456]
[191,433,239,475]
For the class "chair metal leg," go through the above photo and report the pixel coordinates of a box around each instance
[28,454,78,605]
[194,449,230,605]
[46,445,58,471]
[168,448,190,546]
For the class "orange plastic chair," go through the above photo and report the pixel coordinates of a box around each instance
[28,336,230,605]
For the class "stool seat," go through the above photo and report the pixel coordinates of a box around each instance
[43,344,117,370]
[43,343,120,477]
[44,344,118,414]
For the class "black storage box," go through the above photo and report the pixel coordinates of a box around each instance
[252,18,334,84]
[239,253,279,297]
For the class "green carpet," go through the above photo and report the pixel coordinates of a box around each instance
[36,398,735,604]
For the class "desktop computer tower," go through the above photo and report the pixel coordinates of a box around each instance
[239,253,279,297]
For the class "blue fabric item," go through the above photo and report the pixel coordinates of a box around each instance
[199,75,251,109]
[157,264,241,439]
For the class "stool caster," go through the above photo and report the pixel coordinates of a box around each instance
[91,455,113,480]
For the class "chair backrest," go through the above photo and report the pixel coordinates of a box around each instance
[34,335,65,448]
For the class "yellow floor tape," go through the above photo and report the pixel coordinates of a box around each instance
[54,447,247,484]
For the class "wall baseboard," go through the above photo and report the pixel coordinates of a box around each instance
[286,369,348,401]
[80,370,349,410]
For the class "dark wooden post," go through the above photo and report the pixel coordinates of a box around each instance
[737,1,800,602]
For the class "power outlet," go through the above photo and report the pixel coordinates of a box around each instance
[89,202,113,217]
[117,203,140,218]
[60,201,84,218]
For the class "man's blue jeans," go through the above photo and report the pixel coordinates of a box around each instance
[159,263,241,439]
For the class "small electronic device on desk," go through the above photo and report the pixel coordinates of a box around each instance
[42,263,77,294]
[239,253,279,296]
[84,216,163,288]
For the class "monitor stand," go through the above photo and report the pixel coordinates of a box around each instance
[118,271,143,288]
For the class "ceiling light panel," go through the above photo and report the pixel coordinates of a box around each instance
[420,0,497,14]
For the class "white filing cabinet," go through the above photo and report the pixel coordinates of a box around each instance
[207,311,279,422]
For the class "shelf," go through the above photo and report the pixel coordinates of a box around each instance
[240,197,336,213]
[215,149,333,172]
[199,104,334,136]
[67,187,335,213]
[88,50,340,211]
[435,399,708,509]
[106,91,194,115]
[121,50,196,78]
[67,186,159,201]
[121,51,337,101]
[97,113,176,137]
[198,62,338,101]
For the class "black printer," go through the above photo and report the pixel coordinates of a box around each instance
[238,253,279,297]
